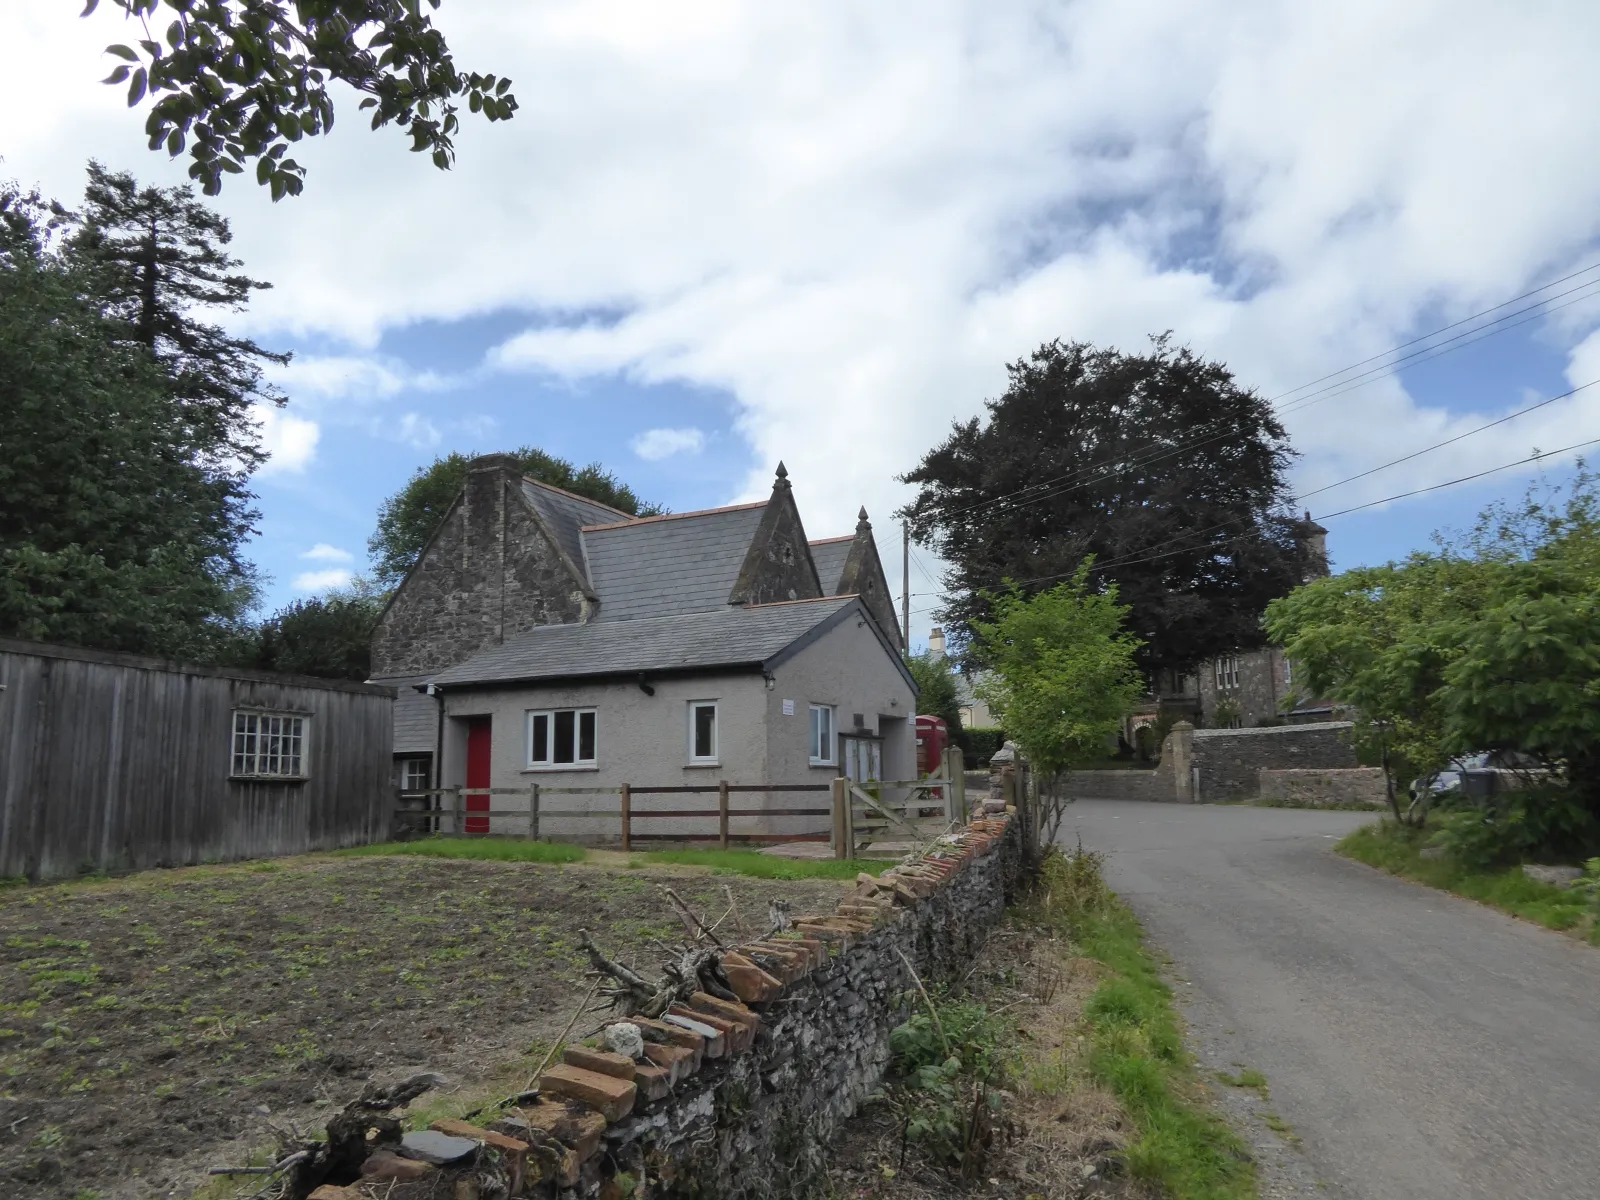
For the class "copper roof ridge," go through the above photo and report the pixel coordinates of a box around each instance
[581,499,767,532]
[521,475,636,519]
[807,534,855,545]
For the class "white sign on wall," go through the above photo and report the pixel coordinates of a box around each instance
[781,699,795,716]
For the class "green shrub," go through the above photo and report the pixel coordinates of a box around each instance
[1428,787,1600,869]
[955,726,1006,766]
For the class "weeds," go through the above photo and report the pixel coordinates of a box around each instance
[1019,845,1256,1200]
[335,838,587,864]
[1338,821,1596,935]
[628,849,889,881]
[884,987,1011,1177]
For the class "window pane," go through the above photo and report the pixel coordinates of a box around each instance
[554,710,576,763]
[578,711,596,762]
[694,705,715,759]
[531,713,549,763]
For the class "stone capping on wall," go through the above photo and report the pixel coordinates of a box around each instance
[357,812,1019,1200]
[1192,721,1355,740]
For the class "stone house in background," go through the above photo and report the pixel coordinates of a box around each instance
[1127,513,1338,743]
[1192,512,1338,728]
[369,456,916,837]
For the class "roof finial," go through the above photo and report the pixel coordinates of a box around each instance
[856,505,871,530]
[773,461,791,490]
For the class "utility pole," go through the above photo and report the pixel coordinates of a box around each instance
[902,521,911,653]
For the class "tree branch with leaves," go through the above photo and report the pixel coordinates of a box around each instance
[970,566,1144,861]
[84,0,517,198]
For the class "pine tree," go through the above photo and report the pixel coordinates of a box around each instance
[65,162,289,473]
[0,185,258,657]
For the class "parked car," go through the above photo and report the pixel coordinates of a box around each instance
[1413,750,1543,801]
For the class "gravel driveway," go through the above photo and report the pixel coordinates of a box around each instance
[1064,800,1600,1200]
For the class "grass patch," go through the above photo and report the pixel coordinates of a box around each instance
[335,837,588,865]
[1216,1068,1268,1095]
[628,848,888,881]
[1337,821,1594,934]
[1020,849,1255,1200]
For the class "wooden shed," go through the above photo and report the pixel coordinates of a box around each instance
[0,638,394,881]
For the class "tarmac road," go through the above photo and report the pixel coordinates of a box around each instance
[1063,800,1600,1200]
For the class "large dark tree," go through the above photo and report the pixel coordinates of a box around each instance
[64,162,288,471]
[0,186,258,657]
[369,448,666,586]
[82,0,517,198]
[253,590,384,679]
[903,337,1310,677]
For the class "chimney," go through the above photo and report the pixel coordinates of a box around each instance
[1297,510,1330,581]
[928,627,946,661]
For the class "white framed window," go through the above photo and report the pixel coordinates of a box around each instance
[809,704,835,766]
[688,701,719,764]
[399,758,431,792]
[1215,655,1240,691]
[526,708,597,769]
[1283,658,1294,687]
[231,710,308,779]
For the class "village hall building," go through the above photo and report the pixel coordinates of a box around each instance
[369,455,916,839]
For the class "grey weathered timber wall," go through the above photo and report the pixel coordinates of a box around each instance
[0,639,393,880]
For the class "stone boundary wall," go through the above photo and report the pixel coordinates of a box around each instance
[1192,722,1356,802]
[1062,769,1167,802]
[347,814,1020,1200]
[1258,767,1387,809]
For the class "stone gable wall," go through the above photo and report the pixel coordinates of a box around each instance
[730,485,824,606]
[371,468,587,678]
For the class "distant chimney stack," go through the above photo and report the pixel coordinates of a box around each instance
[928,627,946,661]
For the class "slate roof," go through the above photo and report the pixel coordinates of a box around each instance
[520,479,635,586]
[808,537,852,594]
[429,596,857,687]
[375,674,439,753]
[581,504,767,622]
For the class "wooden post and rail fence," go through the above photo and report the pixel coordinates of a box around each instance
[394,747,966,859]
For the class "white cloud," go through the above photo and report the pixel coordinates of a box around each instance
[268,355,455,403]
[251,403,320,475]
[396,412,443,450]
[291,568,355,593]
[631,427,706,460]
[301,543,354,563]
[11,0,1600,554]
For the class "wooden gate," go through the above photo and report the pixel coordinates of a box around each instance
[831,748,966,859]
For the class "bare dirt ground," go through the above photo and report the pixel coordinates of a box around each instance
[0,853,851,1200]
[824,922,1154,1200]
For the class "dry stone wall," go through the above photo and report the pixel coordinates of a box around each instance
[1258,767,1387,809]
[332,814,1020,1200]
[1192,722,1356,802]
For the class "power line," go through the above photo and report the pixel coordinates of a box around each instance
[931,426,1600,599]
[1313,436,1600,521]
[1268,259,1600,404]
[930,262,1600,526]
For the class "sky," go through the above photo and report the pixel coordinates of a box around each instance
[7,0,1600,650]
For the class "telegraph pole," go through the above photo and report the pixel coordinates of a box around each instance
[902,521,911,652]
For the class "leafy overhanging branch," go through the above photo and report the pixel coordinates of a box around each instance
[85,0,518,199]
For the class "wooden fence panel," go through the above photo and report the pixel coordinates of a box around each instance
[0,639,393,880]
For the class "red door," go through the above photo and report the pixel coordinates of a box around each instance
[465,717,492,835]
